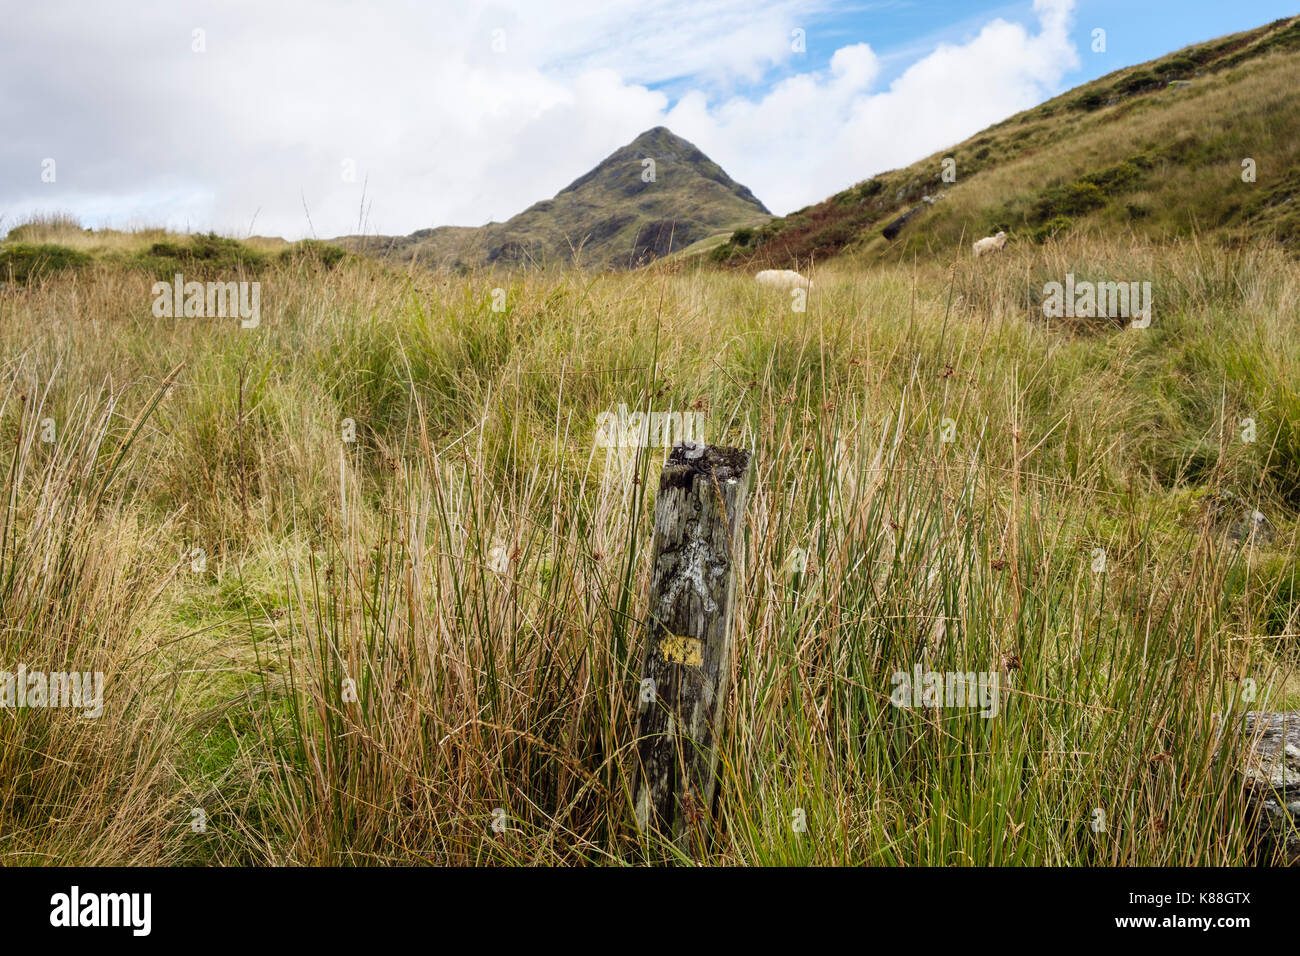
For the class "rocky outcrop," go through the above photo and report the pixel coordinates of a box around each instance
[882,205,923,240]
[1240,710,1300,863]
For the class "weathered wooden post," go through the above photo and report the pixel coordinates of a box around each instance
[632,441,753,853]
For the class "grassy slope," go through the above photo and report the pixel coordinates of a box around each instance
[706,15,1300,270]
[335,127,771,271]
[0,219,349,286]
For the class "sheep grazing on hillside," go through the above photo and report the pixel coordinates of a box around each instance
[972,232,1008,258]
[755,269,813,290]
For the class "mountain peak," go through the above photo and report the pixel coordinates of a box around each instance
[626,126,683,147]
[342,126,770,270]
[555,127,770,216]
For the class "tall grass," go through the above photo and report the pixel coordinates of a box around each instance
[0,364,190,863]
[0,231,1294,864]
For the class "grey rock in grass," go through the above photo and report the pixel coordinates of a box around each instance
[882,205,924,240]
[1204,490,1272,548]
[1241,711,1300,864]
[1228,509,1272,547]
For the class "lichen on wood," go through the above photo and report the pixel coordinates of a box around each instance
[632,441,753,853]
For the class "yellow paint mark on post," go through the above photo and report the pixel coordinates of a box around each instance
[659,633,704,667]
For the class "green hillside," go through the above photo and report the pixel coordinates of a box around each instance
[705,14,1300,270]
[338,127,771,271]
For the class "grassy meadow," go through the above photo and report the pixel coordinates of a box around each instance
[0,220,1297,865]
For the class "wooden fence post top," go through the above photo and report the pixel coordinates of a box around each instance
[660,442,752,488]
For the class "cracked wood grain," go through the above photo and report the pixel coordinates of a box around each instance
[631,441,753,854]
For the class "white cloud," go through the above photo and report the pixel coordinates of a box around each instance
[0,0,1079,239]
[666,0,1080,215]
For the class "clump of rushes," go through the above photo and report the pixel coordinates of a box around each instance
[0,368,192,863]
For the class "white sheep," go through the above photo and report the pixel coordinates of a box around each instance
[972,232,1007,258]
[755,269,813,290]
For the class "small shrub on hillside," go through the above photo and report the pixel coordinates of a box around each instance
[1155,56,1197,76]
[1116,70,1161,96]
[0,243,91,284]
[280,240,348,268]
[752,222,782,247]
[1033,181,1106,222]
[807,218,861,251]
[1185,37,1240,65]
[1081,160,1144,194]
[708,243,736,263]
[135,232,268,278]
[1071,90,1106,112]
[1031,215,1073,243]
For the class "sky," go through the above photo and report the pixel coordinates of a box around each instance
[2,0,1296,240]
